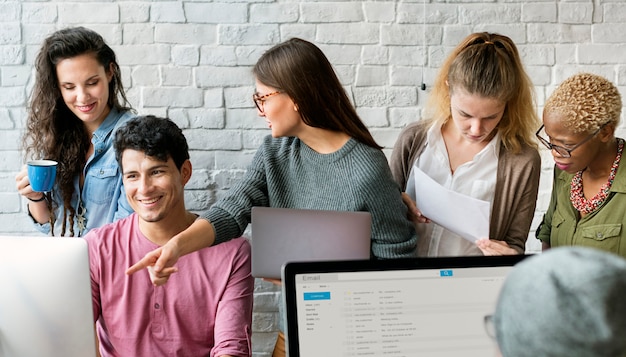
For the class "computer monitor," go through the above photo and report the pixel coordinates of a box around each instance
[0,235,97,357]
[282,255,528,357]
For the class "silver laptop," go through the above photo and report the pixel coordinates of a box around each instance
[282,254,528,357]
[251,207,372,279]
[0,236,97,357]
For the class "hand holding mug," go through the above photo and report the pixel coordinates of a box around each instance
[15,166,43,202]
[16,160,58,203]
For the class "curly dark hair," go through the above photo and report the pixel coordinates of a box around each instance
[114,115,190,171]
[22,27,132,236]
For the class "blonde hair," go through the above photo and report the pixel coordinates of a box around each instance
[544,73,622,134]
[425,32,539,153]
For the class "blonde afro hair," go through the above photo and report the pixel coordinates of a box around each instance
[544,73,622,134]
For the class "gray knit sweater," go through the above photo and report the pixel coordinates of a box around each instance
[203,135,417,259]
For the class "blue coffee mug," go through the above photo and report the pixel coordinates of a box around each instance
[27,160,58,192]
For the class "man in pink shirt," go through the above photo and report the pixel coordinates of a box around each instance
[85,115,253,357]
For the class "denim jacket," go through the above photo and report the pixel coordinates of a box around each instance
[31,108,135,236]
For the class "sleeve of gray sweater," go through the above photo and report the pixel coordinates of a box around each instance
[350,144,418,259]
[202,136,418,258]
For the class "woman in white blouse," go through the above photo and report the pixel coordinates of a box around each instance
[390,32,541,256]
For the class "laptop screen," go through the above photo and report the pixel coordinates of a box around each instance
[282,255,528,357]
[0,236,97,357]
[251,207,371,279]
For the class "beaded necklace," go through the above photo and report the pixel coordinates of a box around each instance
[570,138,624,215]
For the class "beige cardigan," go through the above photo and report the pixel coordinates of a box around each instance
[389,121,541,254]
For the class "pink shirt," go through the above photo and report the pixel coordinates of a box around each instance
[86,214,253,357]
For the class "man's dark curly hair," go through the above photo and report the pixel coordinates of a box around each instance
[114,115,189,170]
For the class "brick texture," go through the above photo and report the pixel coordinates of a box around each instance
[2,1,626,355]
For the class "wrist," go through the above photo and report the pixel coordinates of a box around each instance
[27,193,46,203]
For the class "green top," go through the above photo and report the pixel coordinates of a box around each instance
[537,146,626,258]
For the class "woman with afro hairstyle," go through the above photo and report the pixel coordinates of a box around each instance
[536,72,626,258]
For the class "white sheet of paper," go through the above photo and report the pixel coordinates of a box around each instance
[411,168,490,243]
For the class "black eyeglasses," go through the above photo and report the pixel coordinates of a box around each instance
[484,314,496,340]
[252,91,281,113]
[535,123,607,158]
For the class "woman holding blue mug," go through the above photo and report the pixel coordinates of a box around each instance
[15,27,135,236]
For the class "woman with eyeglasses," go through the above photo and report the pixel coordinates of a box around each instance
[390,32,541,256]
[536,73,626,258]
[127,37,418,356]
[129,38,416,268]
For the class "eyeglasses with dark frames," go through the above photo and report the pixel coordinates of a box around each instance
[252,91,281,113]
[535,122,608,158]
[484,314,496,340]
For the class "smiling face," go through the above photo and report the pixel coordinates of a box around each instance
[56,53,113,133]
[254,79,303,138]
[121,149,191,225]
[448,89,506,144]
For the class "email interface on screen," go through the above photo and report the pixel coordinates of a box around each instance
[292,267,509,357]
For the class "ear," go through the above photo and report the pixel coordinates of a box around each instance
[180,159,192,185]
[294,104,299,112]
[598,123,616,143]
[106,62,115,83]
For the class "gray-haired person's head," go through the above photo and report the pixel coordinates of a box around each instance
[494,247,626,357]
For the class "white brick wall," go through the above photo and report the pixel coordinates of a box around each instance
[2,1,626,355]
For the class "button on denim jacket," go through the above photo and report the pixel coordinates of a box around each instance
[31,108,135,236]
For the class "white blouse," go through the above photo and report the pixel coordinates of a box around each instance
[406,124,499,256]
